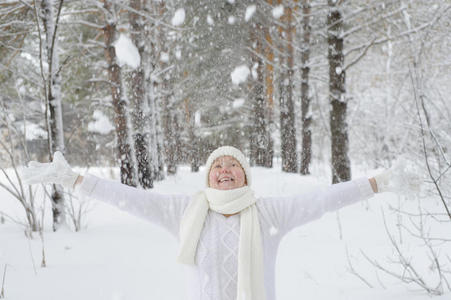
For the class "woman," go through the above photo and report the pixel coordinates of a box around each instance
[23,146,392,300]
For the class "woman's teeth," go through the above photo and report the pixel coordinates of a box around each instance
[219,178,233,183]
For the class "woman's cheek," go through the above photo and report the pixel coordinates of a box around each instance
[234,170,245,185]
[208,172,217,186]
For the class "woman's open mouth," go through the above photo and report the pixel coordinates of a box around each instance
[218,177,234,183]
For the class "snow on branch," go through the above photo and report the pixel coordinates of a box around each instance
[368,208,449,295]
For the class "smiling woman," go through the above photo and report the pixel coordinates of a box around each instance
[22,145,391,300]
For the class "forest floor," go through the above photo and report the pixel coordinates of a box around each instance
[0,163,449,300]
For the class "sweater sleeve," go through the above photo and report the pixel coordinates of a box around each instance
[257,178,374,236]
[75,174,190,237]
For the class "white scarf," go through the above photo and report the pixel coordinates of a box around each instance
[177,186,266,300]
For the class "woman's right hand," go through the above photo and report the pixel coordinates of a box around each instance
[373,156,422,194]
[22,151,80,190]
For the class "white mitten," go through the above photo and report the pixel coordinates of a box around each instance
[373,169,395,193]
[22,151,79,190]
[373,156,422,194]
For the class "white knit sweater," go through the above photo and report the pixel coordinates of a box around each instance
[77,174,374,300]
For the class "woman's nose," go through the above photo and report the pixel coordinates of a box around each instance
[220,166,231,173]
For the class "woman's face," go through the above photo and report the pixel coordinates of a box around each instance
[208,156,246,190]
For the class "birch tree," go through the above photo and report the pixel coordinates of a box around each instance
[39,0,66,230]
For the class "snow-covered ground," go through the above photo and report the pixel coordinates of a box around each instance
[0,165,449,300]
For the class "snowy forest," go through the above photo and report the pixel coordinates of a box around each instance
[0,0,451,299]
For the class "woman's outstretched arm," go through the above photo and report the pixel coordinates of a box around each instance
[257,177,376,236]
[75,174,190,236]
[22,152,190,236]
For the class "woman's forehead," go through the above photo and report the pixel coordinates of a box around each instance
[213,155,240,164]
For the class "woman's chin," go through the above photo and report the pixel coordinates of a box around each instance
[218,186,234,190]
[215,183,236,190]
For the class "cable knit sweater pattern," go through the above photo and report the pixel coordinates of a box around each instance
[76,174,374,300]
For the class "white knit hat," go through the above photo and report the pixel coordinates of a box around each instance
[205,146,251,187]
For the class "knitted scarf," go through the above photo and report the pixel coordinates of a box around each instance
[177,186,266,300]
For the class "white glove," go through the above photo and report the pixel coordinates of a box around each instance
[22,151,79,190]
[373,156,422,194]
[373,169,396,193]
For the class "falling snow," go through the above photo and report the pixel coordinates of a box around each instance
[160,52,169,63]
[2,2,449,299]
[21,122,47,141]
[231,65,250,85]
[194,111,201,126]
[272,5,284,19]
[232,98,245,108]
[172,8,186,26]
[245,5,256,22]
[207,14,214,25]
[114,34,140,69]
[88,110,115,135]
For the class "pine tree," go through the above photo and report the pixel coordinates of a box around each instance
[129,0,153,188]
[278,1,297,173]
[300,0,312,175]
[102,0,138,187]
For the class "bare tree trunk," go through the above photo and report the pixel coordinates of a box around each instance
[161,96,172,173]
[189,135,200,172]
[148,82,162,180]
[250,22,271,167]
[103,0,138,187]
[300,0,312,175]
[163,96,180,175]
[279,3,298,173]
[327,0,351,183]
[263,20,275,168]
[154,1,182,176]
[183,98,199,172]
[151,83,165,180]
[173,113,182,167]
[40,0,65,231]
[129,0,153,189]
[142,0,161,181]
[150,1,169,180]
